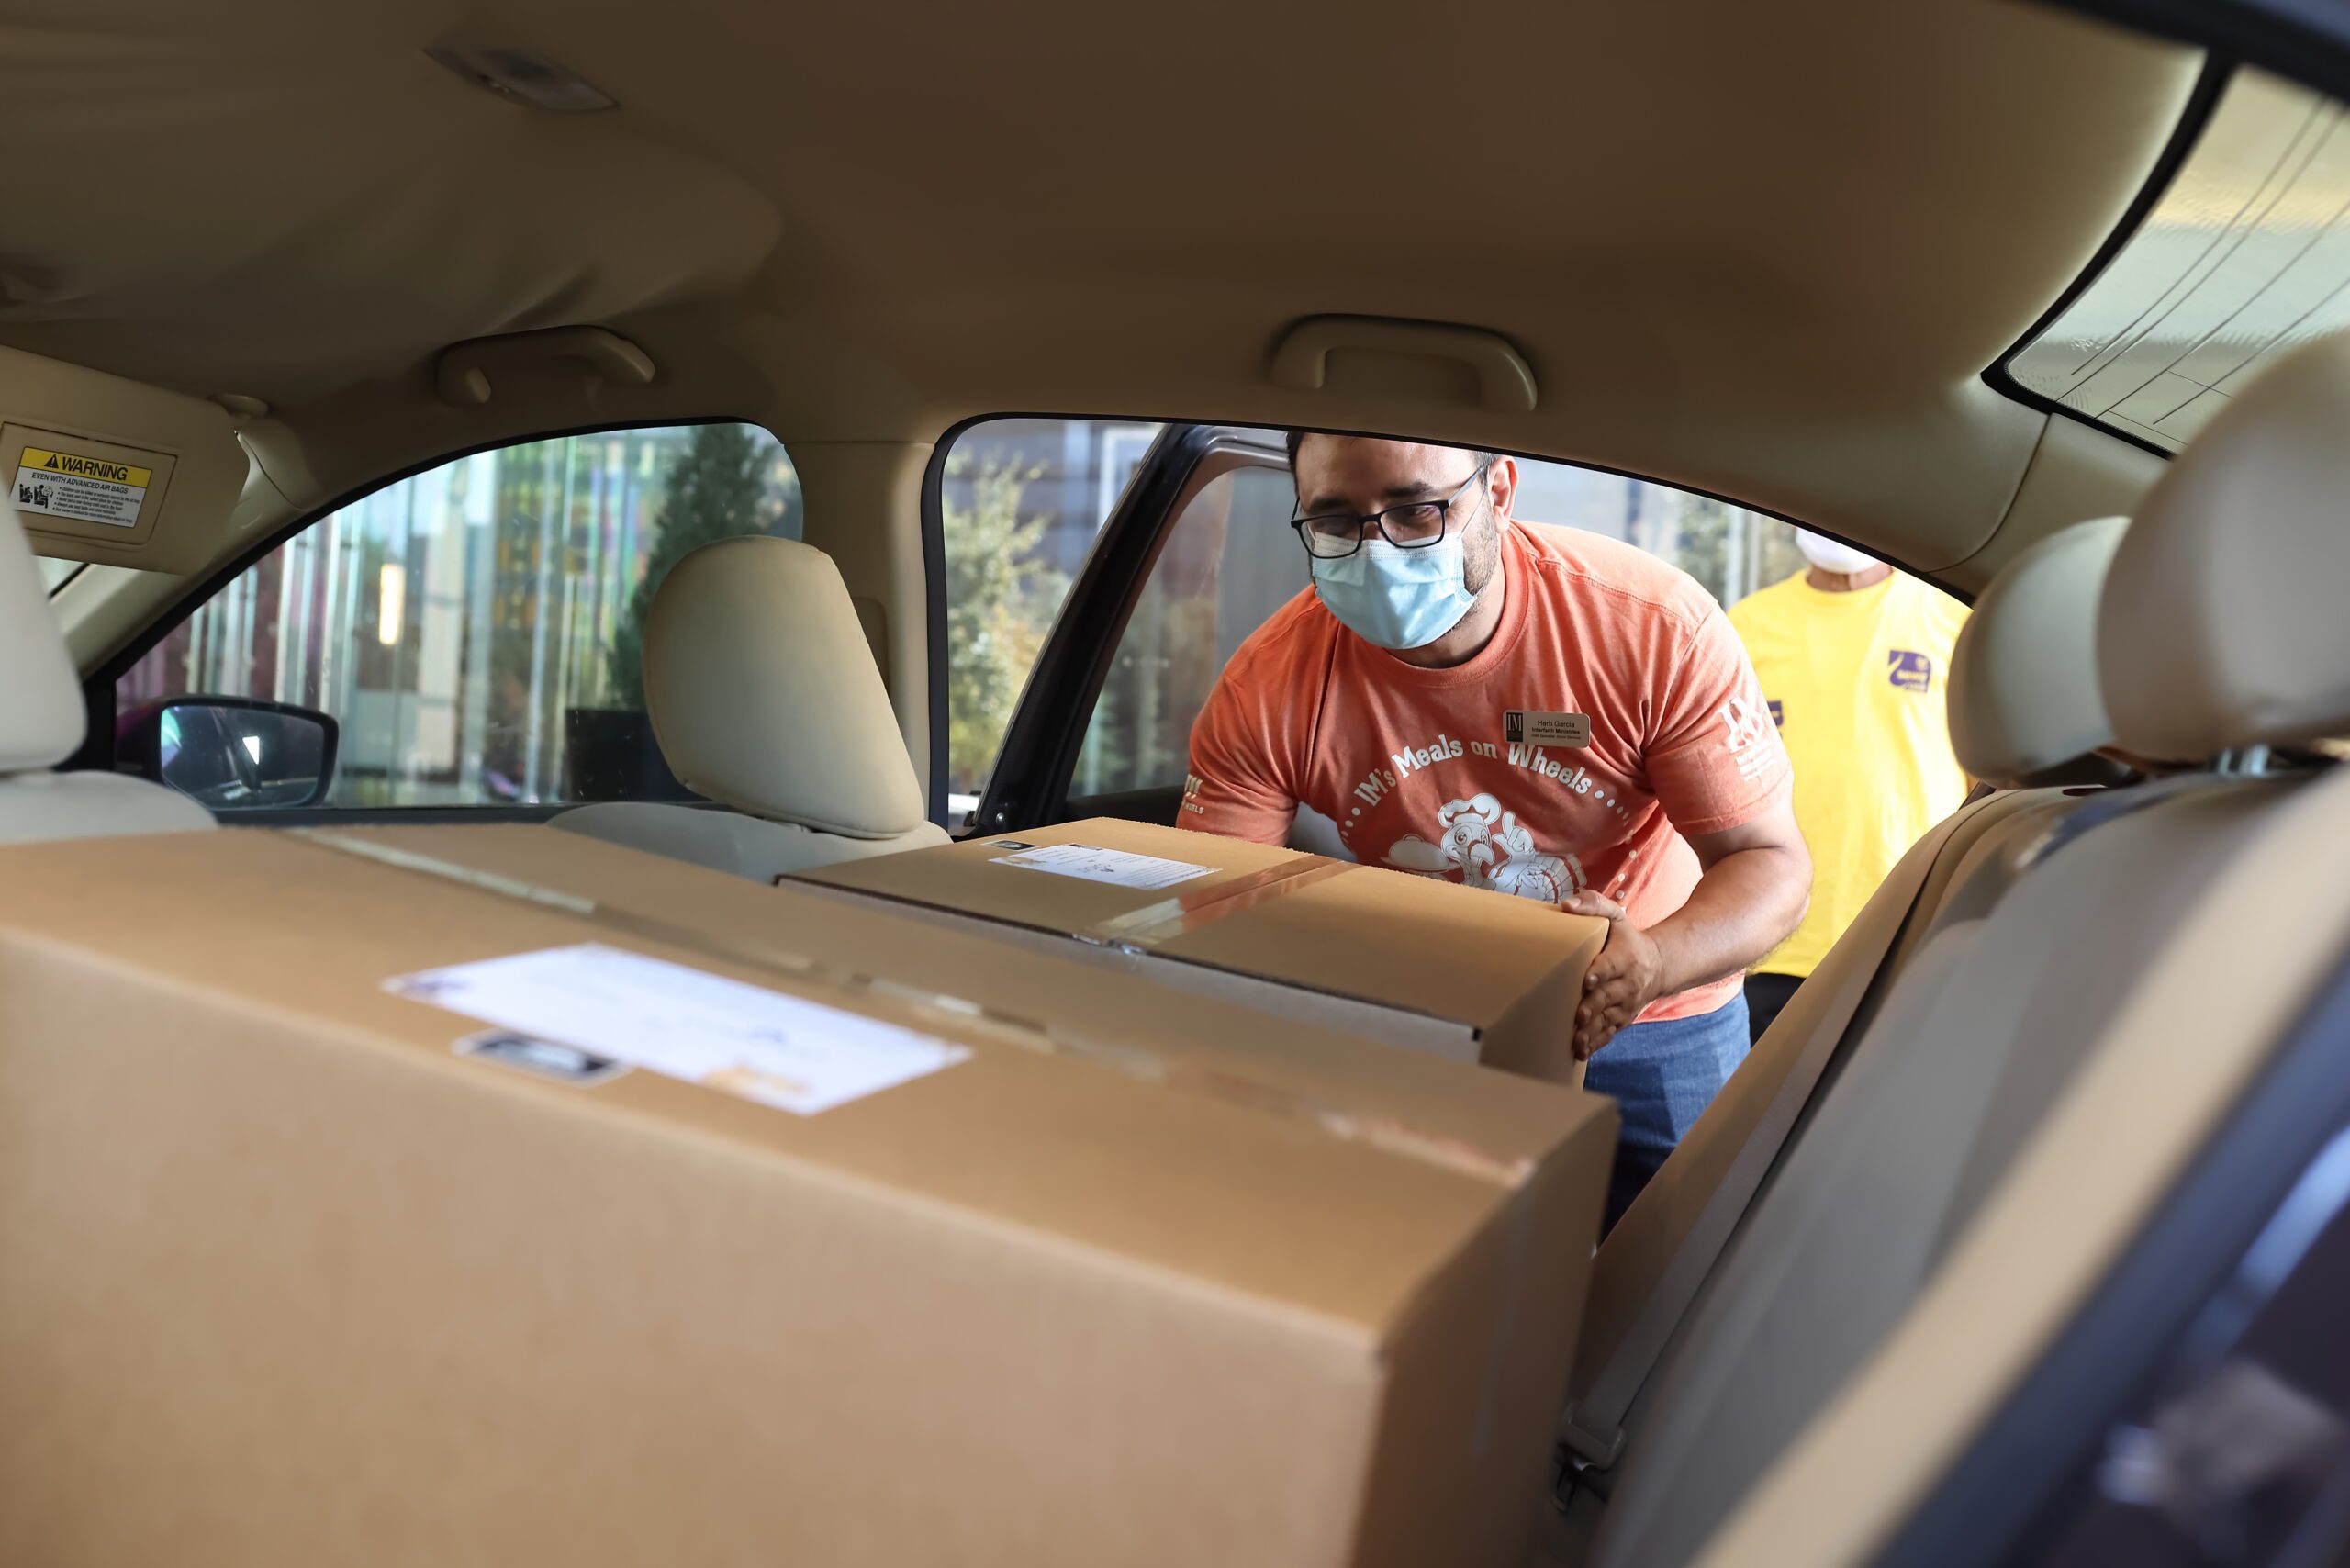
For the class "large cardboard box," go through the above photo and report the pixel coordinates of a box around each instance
[0,826,1617,1568]
[793,816,1609,1085]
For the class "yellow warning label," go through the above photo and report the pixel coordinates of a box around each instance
[13,443,154,530]
[19,446,152,488]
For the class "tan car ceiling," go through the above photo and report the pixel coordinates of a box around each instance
[0,0,2192,587]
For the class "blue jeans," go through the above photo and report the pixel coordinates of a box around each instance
[1583,993,1751,1235]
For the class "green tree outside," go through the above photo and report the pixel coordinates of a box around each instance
[941,452,1069,796]
[602,423,793,711]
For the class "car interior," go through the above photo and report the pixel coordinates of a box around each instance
[551,533,952,877]
[6,0,2350,1563]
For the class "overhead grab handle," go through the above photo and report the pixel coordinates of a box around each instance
[1269,316,1538,414]
[435,326,657,408]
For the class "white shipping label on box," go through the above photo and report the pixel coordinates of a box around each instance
[13,445,151,529]
[388,944,968,1114]
[991,842,1216,891]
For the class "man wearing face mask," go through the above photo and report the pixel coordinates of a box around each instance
[1185,436,1811,1228]
[1727,531,1971,1045]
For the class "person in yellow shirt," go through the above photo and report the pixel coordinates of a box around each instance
[1727,530,1971,1043]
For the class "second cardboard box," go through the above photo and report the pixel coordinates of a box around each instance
[792,816,1609,1086]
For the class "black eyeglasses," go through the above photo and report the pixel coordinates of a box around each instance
[1292,463,1491,559]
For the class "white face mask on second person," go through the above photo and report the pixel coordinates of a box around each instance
[1794,528,1880,576]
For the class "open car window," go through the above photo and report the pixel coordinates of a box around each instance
[938,425,1967,922]
[935,417,1165,815]
[937,421,1863,812]
[1062,452,1842,802]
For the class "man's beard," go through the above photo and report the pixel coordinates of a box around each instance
[1461,503,1504,598]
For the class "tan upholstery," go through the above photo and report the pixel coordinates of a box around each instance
[0,504,89,774]
[1686,764,2350,1568]
[1574,342,2350,1568]
[1560,510,2142,1506]
[0,769,218,846]
[0,3,2194,607]
[645,536,926,839]
[555,536,946,881]
[0,513,212,843]
[554,803,945,883]
[1946,515,2125,784]
[1550,785,2079,1563]
[1599,769,2333,1568]
[2100,330,2350,757]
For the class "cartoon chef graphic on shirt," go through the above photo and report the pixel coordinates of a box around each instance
[1385,792,1584,903]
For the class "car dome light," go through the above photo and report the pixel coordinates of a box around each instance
[425,45,617,114]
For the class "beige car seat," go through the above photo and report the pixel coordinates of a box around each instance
[1686,332,2350,1568]
[1946,515,2127,787]
[555,535,947,879]
[1577,332,2350,1568]
[0,512,212,845]
[1555,512,2132,1507]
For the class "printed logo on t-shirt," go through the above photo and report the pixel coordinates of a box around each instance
[1180,771,1205,817]
[1719,696,1779,780]
[1345,726,1633,828]
[1886,650,1933,693]
[1383,792,1588,902]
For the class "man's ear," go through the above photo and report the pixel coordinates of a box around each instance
[1486,456,1521,519]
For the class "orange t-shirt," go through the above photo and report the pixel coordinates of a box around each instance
[1183,521,1792,1023]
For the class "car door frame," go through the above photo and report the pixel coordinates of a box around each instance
[948,420,1289,835]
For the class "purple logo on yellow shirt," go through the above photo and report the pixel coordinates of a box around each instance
[1766,699,1784,727]
[1886,650,1933,694]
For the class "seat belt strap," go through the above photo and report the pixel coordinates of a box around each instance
[1559,793,2001,1472]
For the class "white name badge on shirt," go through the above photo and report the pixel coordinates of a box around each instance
[1503,710,1592,747]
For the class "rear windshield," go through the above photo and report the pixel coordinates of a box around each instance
[2006,67,2350,452]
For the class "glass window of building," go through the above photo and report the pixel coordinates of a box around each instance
[118,421,800,809]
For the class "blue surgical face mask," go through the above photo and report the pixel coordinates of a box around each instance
[1311,535,1481,650]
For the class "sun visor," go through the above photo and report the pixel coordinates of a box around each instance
[0,344,246,573]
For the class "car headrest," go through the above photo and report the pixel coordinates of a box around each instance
[0,510,87,774]
[1946,516,2125,785]
[2098,331,2350,758]
[643,535,926,839]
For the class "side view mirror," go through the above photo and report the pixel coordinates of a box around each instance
[117,698,339,811]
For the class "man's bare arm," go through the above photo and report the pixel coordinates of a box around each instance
[1563,798,1812,1058]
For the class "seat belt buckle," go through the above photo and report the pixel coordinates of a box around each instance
[1559,1404,1625,1471]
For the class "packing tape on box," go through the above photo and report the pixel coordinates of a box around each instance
[294,830,1534,1189]
[1085,857,1355,948]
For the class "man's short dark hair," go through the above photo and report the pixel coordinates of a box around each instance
[1285,430,1500,478]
